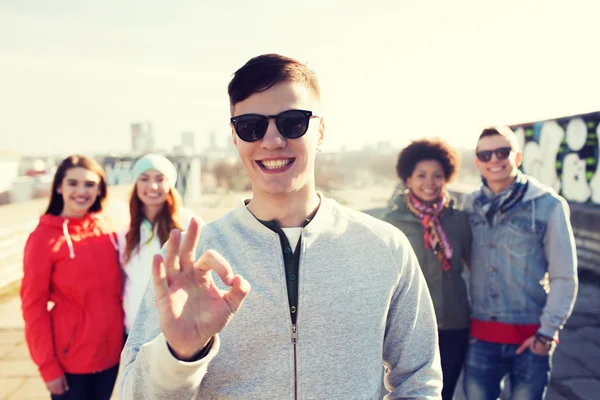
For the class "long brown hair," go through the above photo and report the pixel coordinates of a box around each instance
[45,155,108,216]
[122,185,184,265]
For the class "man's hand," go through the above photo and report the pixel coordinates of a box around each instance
[516,335,551,356]
[46,375,68,395]
[152,217,251,360]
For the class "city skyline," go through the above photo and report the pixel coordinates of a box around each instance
[1,0,599,156]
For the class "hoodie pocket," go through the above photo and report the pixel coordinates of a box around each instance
[51,313,79,361]
[62,330,76,356]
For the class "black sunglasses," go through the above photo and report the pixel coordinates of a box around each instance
[230,109,318,142]
[476,147,512,162]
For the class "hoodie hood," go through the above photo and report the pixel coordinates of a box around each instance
[522,174,558,202]
[465,173,558,233]
[38,213,118,259]
[522,176,560,232]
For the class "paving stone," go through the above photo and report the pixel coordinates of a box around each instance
[551,351,595,380]
[571,284,600,313]
[555,331,595,361]
[0,330,24,345]
[7,377,48,399]
[0,344,13,358]
[579,354,600,379]
[0,359,39,378]
[564,313,600,329]
[4,344,31,359]
[579,326,600,346]
[560,378,600,400]
[546,384,571,400]
[0,297,25,329]
[0,377,24,399]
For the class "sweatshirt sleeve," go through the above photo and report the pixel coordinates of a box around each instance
[539,197,578,339]
[20,231,64,382]
[383,232,443,399]
[118,278,219,399]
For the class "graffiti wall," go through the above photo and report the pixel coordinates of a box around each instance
[511,111,600,205]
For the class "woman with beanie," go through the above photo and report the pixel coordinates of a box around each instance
[382,139,472,400]
[21,155,123,399]
[119,154,199,338]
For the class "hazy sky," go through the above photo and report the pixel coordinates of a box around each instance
[1,0,598,156]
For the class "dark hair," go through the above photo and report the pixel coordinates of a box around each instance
[45,155,108,216]
[123,185,183,265]
[228,54,320,112]
[477,126,520,151]
[395,139,460,183]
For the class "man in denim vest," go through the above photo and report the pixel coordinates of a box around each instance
[463,126,578,399]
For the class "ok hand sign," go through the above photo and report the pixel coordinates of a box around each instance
[152,218,251,360]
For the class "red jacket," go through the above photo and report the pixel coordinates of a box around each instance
[21,213,124,382]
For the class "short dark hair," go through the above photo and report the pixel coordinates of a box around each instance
[45,155,108,216]
[395,139,460,183]
[477,126,520,151]
[228,54,320,113]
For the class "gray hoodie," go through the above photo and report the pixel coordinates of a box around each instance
[118,196,442,399]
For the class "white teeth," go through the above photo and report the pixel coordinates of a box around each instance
[261,159,291,169]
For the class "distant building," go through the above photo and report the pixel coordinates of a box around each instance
[181,131,196,151]
[208,131,218,150]
[199,130,238,167]
[131,122,155,154]
[0,152,20,204]
[375,141,395,154]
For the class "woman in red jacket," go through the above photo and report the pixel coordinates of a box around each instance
[21,155,124,400]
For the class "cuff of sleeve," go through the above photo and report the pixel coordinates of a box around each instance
[40,361,64,383]
[537,325,559,342]
[140,333,220,389]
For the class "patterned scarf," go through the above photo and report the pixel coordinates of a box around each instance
[404,191,454,271]
[475,172,529,225]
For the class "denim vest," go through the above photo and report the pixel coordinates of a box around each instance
[466,187,560,325]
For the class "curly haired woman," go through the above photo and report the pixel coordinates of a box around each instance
[382,139,472,400]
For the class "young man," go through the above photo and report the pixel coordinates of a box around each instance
[118,54,442,399]
[463,126,578,399]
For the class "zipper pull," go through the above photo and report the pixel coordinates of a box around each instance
[291,324,298,344]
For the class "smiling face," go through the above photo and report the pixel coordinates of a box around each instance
[57,167,102,218]
[406,159,447,203]
[475,134,523,190]
[231,81,324,201]
[135,169,171,207]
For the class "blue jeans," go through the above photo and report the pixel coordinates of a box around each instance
[463,338,551,400]
[50,363,119,400]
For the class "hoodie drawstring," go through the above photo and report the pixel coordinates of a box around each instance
[108,232,118,251]
[62,219,75,259]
